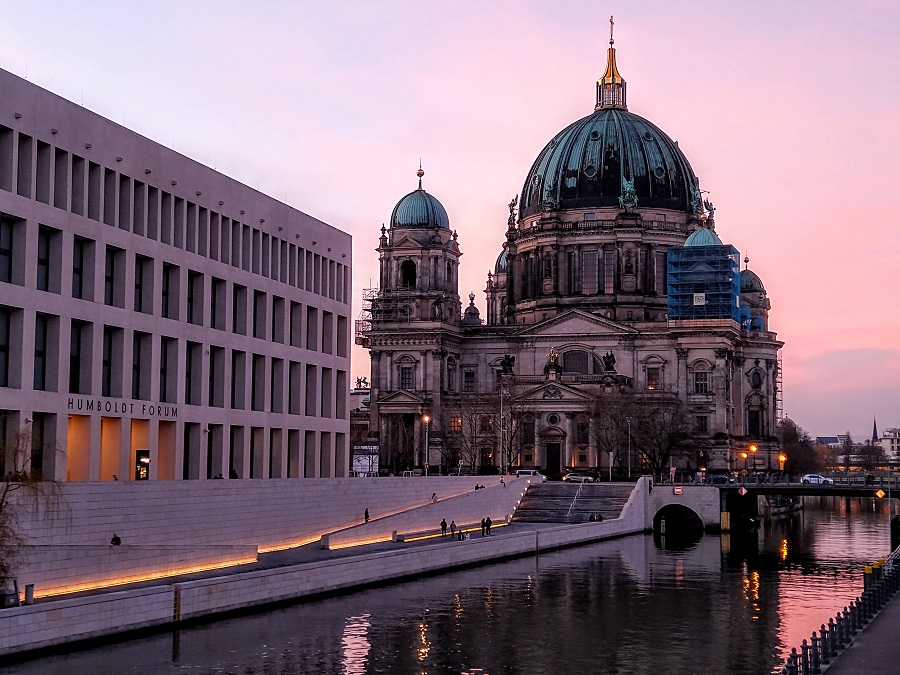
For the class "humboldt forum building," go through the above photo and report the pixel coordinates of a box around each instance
[360,33,783,478]
[0,67,352,483]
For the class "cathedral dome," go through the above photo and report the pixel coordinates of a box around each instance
[519,27,699,219]
[684,228,723,247]
[495,248,508,273]
[390,168,449,229]
[520,109,699,217]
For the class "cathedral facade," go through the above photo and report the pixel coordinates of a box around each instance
[360,32,783,479]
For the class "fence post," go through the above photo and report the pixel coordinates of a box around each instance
[819,625,830,665]
[810,631,821,674]
[801,639,810,675]
[828,618,838,657]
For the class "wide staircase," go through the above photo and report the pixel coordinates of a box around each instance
[512,482,635,524]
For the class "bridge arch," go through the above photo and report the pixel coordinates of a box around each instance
[653,504,704,538]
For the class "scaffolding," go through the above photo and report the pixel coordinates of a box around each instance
[355,287,416,348]
[775,351,784,421]
[354,288,377,348]
[667,244,741,322]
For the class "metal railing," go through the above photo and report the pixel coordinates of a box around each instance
[780,549,900,674]
[566,481,585,520]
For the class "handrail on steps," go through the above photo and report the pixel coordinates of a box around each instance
[566,481,585,520]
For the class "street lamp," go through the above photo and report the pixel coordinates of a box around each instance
[422,414,430,476]
[626,416,632,479]
[778,453,787,472]
[741,451,749,480]
[749,444,758,472]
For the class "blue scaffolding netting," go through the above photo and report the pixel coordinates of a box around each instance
[667,244,741,322]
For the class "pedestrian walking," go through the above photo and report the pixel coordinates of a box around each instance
[441,518,447,537]
[364,508,369,523]
[480,517,487,537]
[500,477,506,487]
[486,516,493,535]
[450,520,456,539]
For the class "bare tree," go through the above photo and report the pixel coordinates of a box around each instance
[631,397,692,480]
[445,393,492,473]
[1,425,61,582]
[585,389,636,479]
[484,382,531,471]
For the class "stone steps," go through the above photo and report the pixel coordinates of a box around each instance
[513,483,635,524]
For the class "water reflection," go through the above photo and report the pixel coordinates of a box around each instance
[5,497,891,675]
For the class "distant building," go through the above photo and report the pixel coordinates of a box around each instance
[881,429,900,462]
[0,67,352,482]
[358,29,783,477]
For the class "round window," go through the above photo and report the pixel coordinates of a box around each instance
[548,414,560,425]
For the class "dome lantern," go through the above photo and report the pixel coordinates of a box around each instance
[595,16,627,111]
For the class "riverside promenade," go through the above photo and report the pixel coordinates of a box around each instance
[0,480,648,658]
[822,591,900,674]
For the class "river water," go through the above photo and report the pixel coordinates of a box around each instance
[5,496,893,675]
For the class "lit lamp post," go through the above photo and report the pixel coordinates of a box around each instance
[422,414,430,476]
[779,453,787,473]
[741,451,749,481]
[749,444,758,472]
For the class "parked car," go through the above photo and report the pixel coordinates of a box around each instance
[801,473,833,485]
[515,469,546,481]
[562,472,594,483]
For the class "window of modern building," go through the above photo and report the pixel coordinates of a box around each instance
[305,364,317,416]
[16,133,32,198]
[33,313,52,391]
[187,271,204,325]
[161,263,180,320]
[691,370,708,395]
[336,315,348,358]
[132,331,150,400]
[0,215,15,284]
[68,319,91,394]
[185,341,201,405]
[321,367,332,418]
[450,416,462,433]
[232,284,247,335]
[400,366,413,390]
[290,302,303,348]
[36,227,52,292]
[271,296,285,344]
[322,311,333,355]
[335,370,347,419]
[646,366,661,390]
[306,306,318,351]
[71,236,93,300]
[288,361,302,415]
[54,148,69,210]
[102,326,123,397]
[252,290,266,339]
[104,246,125,307]
[463,370,476,392]
[251,354,265,411]
[0,308,10,387]
[134,255,153,313]
[70,155,85,216]
[159,336,177,403]
[211,277,226,330]
[270,358,284,413]
[230,350,246,409]
[0,125,13,192]
[208,346,224,407]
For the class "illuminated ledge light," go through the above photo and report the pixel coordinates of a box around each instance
[403,522,509,544]
[327,535,394,550]
[259,535,324,554]
[33,555,258,599]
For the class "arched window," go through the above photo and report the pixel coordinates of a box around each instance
[446,357,457,392]
[750,371,763,389]
[563,350,589,374]
[400,260,417,289]
[446,261,452,289]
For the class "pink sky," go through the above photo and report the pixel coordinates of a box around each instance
[2,1,898,440]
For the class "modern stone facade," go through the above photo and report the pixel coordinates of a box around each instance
[360,36,783,478]
[0,67,351,481]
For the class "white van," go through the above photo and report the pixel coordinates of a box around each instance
[515,469,546,481]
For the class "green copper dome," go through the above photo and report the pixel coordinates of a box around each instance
[390,170,450,229]
[520,108,699,217]
[684,228,723,247]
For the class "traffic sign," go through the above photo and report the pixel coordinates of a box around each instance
[673,486,683,495]
[738,487,748,496]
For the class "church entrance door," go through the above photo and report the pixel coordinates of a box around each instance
[546,442,562,477]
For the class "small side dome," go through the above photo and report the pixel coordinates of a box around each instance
[390,167,450,229]
[495,249,508,273]
[684,228,723,247]
[462,292,482,326]
[740,269,766,293]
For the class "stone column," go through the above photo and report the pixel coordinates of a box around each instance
[565,412,576,469]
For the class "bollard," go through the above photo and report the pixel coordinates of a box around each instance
[849,601,858,635]
[786,648,799,675]
[828,617,838,657]
[801,639,810,675]
[819,625,830,665]
[841,608,851,645]
[810,632,821,674]
[873,561,882,583]
[835,612,845,648]
[24,584,34,605]
[864,565,873,591]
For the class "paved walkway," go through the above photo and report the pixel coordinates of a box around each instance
[44,521,560,602]
[823,593,900,674]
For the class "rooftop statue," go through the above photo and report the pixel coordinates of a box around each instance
[602,350,617,372]
[500,354,516,375]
